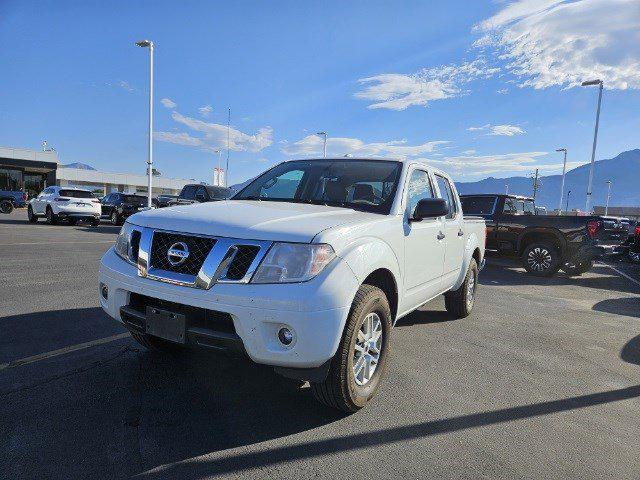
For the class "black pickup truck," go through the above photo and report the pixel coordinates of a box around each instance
[460,194,629,276]
[168,184,231,207]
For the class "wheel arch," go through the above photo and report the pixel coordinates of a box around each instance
[362,268,398,322]
[518,228,566,257]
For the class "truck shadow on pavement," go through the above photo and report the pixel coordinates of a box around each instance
[2,305,639,479]
[137,334,640,479]
[592,297,640,318]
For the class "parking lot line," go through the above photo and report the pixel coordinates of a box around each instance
[0,333,130,371]
[599,262,640,289]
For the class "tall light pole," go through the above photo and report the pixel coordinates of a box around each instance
[605,180,612,215]
[581,79,603,214]
[317,131,327,158]
[565,190,571,213]
[213,149,222,186]
[556,148,567,215]
[226,108,230,187]
[136,39,154,208]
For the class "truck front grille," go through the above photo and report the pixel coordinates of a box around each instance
[150,231,216,276]
[226,245,261,280]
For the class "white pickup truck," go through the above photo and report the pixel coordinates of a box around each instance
[99,158,485,412]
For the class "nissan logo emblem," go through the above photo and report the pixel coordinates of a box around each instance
[167,242,190,266]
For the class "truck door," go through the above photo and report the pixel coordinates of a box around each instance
[434,174,464,288]
[403,168,445,307]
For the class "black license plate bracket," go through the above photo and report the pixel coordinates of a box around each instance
[145,307,186,344]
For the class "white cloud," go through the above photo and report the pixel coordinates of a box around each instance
[475,0,640,90]
[461,149,477,155]
[154,132,203,147]
[467,124,525,136]
[117,80,134,92]
[161,98,177,109]
[497,88,509,94]
[281,134,449,158]
[354,60,499,110]
[155,111,272,153]
[198,105,213,118]
[426,151,570,178]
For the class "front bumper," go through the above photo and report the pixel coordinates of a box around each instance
[99,247,359,369]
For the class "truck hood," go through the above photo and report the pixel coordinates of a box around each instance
[127,200,381,243]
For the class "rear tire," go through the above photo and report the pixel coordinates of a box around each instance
[90,218,100,227]
[310,284,392,413]
[45,206,57,225]
[27,206,38,222]
[0,200,14,214]
[562,260,593,276]
[445,258,478,319]
[522,242,560,276]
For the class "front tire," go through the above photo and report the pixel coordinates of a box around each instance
[110,210,121,226]
[445,258,478,319]
[310,284,392,413]
[27,206,38,222]
[522,243,560,276]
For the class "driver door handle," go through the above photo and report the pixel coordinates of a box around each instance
[458,229,464,237]
[437,232,446,240]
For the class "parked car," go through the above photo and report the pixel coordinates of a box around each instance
[155,194,178,208]
[459,194,629,276]
[168,184,231,206]
[28,186,101,225]
[99,158,485,412]
[100,192,151,225]
[0,189,27,214]
[626,222,640,263]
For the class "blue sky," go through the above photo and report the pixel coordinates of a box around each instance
[1,0,638,185]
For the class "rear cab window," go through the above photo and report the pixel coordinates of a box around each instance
[434,174,457,219]
[460,196,497,216]
[58,189,93,199]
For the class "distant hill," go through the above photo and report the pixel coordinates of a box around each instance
[456,149,640,210]
[60,162,96,170]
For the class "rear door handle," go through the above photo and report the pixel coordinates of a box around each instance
[437,232,446,240]
[458,230,464,237]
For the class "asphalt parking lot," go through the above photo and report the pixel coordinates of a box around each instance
[1,208,639,480]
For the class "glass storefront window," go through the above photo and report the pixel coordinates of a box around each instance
[0,168,22,191]
[24,173,46,199]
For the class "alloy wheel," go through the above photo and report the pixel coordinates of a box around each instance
[353,312,383,386]
[527,247,552,272]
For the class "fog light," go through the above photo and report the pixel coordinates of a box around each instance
[277,327,294,346]
[100,283,108,300]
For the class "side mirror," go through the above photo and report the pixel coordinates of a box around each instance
[195,192,206,202]
[412,198,448,221]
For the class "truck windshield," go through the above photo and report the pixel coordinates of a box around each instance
[234,159,402,214]
[460,196,497,215]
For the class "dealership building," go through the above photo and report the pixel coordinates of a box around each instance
[0,146,192,198]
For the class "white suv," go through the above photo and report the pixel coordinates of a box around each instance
[28,186,101,225]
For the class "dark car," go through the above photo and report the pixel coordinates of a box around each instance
[168,184,231,206]
[0,190,27,214]
[155,194,178,208]
[100,192,150,225]
[460,194,629,276]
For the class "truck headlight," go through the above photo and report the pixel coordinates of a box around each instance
[114,222,137,264]
[251,243,336,284]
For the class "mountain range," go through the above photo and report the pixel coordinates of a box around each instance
[60,162,96,170]
[455,149,640,210]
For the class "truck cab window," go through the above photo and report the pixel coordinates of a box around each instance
[435,174,457,219]
[406,169,434,216]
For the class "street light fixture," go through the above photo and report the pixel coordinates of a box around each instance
[605,180,612,216]
[136,39,154,208]
[555,148,567,215]
[581,79,603,214]
[316,131,327,158]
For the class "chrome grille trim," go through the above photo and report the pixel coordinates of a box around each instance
[135,227,272,289]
